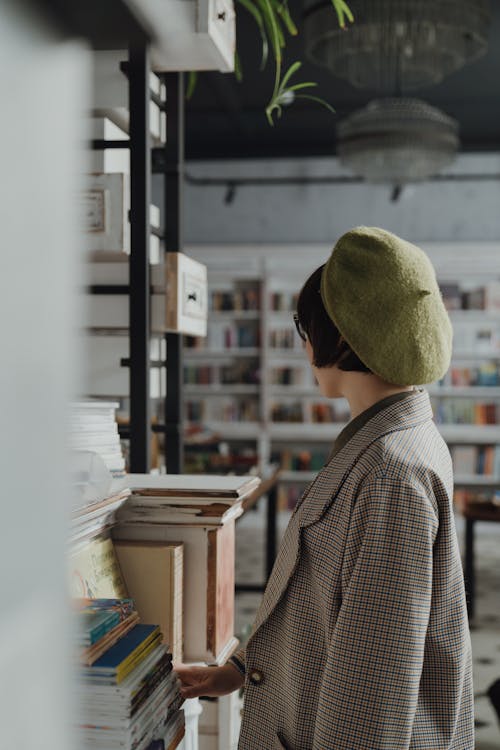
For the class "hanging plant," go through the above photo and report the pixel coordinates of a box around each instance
[187,0,354,124]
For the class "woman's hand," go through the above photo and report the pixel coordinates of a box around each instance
[174,662,244,699]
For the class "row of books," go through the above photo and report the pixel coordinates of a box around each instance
[184,362,261,386]
[433,400,500,425]
[184,450,258,475]
[186,321,260,350]
[451,323,500,354]
[439,363,500,387]
[454,488,500,510]
[269,401,349,424]
[211,287,260,311]
[269,328,302,350]
[440,281,500,311]
[272,448,329,472]
[269,291,299,312]
[75,597,184,750]
[451,445,500,477]
[186,398,259,423]
[269,366,310,386]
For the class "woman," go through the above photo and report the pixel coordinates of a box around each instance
[176,227,474,749]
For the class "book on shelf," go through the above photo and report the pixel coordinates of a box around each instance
[211,286,260,312]
[69,401,126,478]
[113,540,184,663]
[69,535,128,599]
[124,473,260,500]
[118,473,260,523]
[81,624,163,684]
[81,611,141,667]
[77,640,184,750]
[451,445,500,477]
[113,520,240,664]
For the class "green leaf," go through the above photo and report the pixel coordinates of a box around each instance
[236,0,269,70]
[271,0,298,36]
[294,93,336,114]
[186,71,197,100]
[330,0,354,28]
[234,50,243,82]
[277,60,302,93]
[284,81,318,93]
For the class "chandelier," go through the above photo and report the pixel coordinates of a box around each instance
[303,0,491,92]
[336,98,459,183]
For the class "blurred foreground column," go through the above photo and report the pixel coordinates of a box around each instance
[0,2,89,748]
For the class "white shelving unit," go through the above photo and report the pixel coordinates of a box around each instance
[185,244,500,508]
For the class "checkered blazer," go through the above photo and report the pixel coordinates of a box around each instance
[230,390,473,749]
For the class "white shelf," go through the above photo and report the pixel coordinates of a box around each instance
[184,385,259,395]
[449,310,500,322]
[184,347,260,359]
[268,348,306,359]
[428,386,500,398]
[209,310,260,320]
[268,385,318,395]
[438,424,500,443]
[454,475,500,488]
[279,470,317,482]
[452,351,500,361]
[185,422,261,439]
[269,423,344,441]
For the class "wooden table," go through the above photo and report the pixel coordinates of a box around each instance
[235,467,281,593]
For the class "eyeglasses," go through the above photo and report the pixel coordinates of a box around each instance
[293,313,307,342]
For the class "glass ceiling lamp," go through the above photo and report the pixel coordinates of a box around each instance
[303,0,491,92]
[336,98,459,183]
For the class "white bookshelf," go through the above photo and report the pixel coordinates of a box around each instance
[185,245,500,507]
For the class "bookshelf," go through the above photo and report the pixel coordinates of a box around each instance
[185,244,500,511]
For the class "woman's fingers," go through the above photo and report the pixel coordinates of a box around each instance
[179,677,213,699]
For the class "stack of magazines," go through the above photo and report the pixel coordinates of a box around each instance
[75,598,184,750]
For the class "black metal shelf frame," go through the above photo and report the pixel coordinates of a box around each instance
[90,52,185,474]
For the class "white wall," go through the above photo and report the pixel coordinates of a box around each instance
[0,3,89,748]
[168,153,500,245]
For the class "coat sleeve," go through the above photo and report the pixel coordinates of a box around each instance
[228,646,246,676]
[312,474,439,750]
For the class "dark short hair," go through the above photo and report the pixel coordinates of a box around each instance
[296,264,371,372]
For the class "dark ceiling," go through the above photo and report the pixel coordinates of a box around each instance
[185,0,500,160]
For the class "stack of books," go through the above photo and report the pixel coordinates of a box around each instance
[117,473,260,526]
[69,401,126,478]
[69,401,129,547]
[75,598,184,750]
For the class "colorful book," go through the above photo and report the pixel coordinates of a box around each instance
[81,611,140,666]
[79,608,120,646]
[83,624,162,684]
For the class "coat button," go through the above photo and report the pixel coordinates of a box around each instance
[249,669,264,685]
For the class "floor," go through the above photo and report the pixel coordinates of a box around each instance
[234,504,500,749]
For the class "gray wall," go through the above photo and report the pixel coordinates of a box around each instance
[164,153,500,245]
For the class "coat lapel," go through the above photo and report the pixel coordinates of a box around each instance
[250,389,433,636]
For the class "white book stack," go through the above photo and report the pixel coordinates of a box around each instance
[69,401,129,546]
[70,401,126,478]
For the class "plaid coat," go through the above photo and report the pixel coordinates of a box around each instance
[230,390,473,749]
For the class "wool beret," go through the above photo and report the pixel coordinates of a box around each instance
[320,226,453,385]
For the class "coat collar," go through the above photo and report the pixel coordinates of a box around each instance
[250,389,433,636]
[298,388,433,528]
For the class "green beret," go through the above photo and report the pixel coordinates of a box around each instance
[320,226,452,386]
